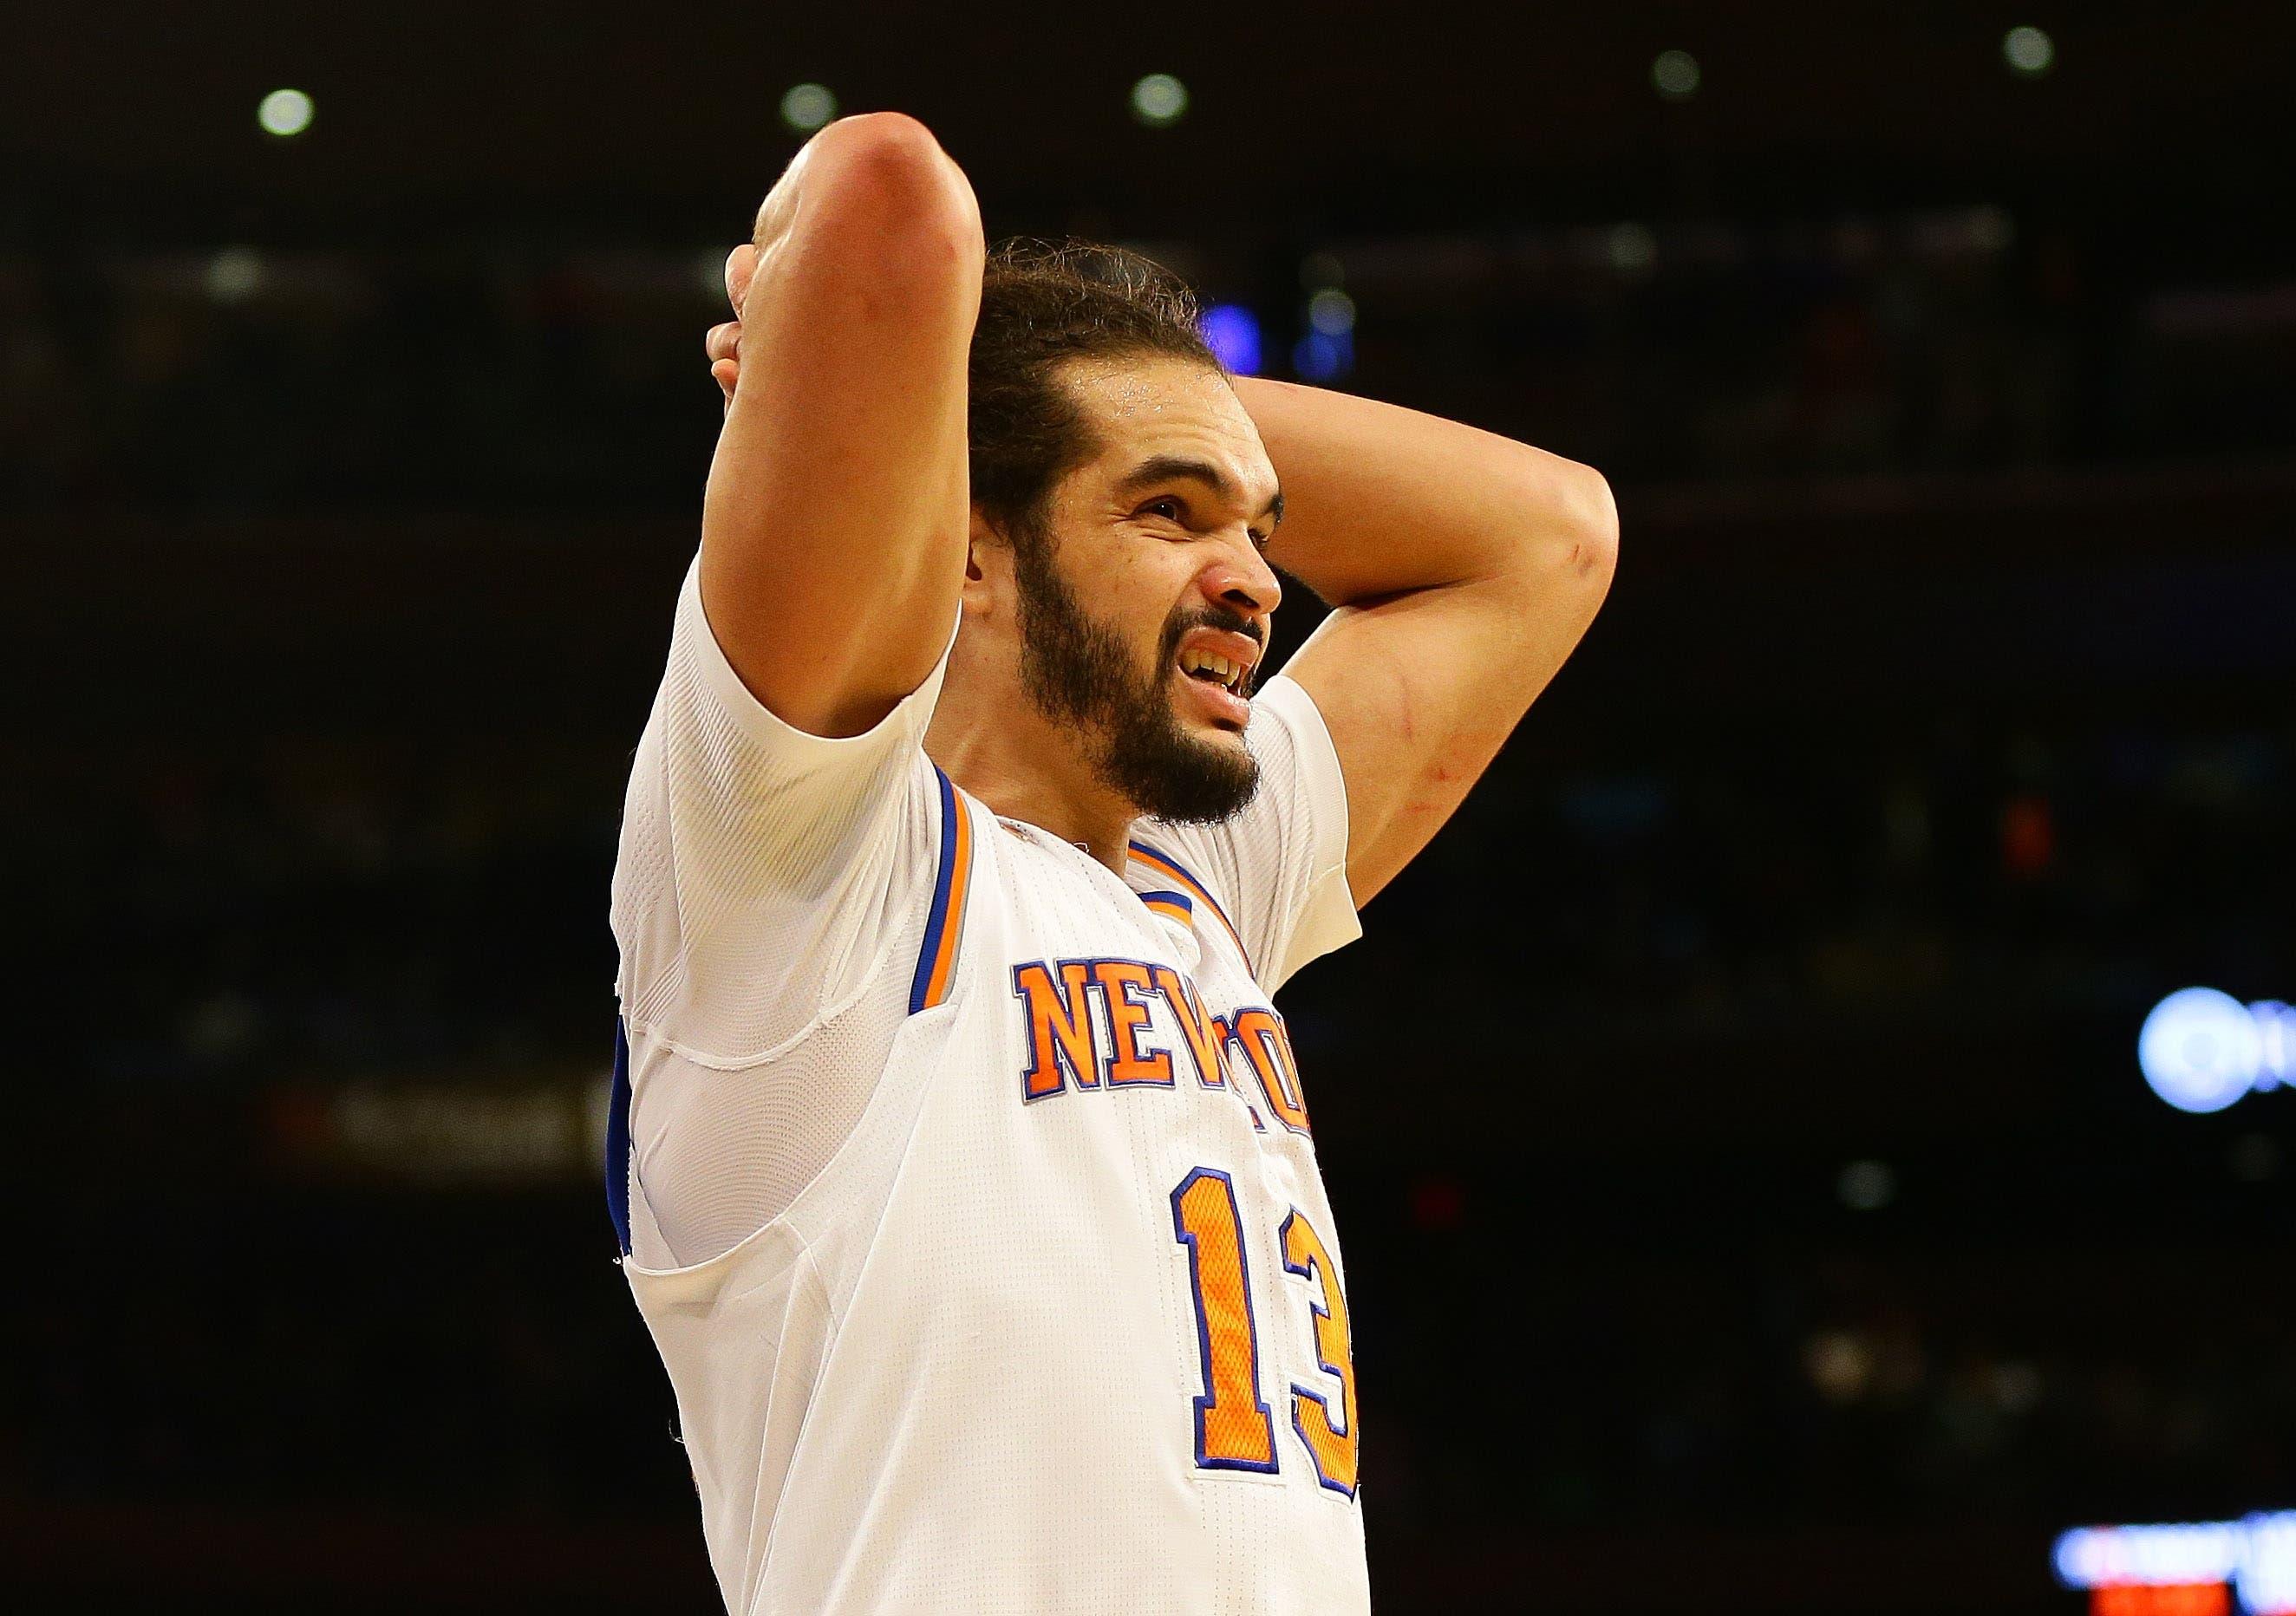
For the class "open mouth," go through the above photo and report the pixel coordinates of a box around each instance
[1177,646,1250,696]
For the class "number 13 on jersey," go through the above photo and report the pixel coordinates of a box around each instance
[1170,1166,1360,1497]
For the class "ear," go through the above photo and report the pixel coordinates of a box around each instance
[960,506,1006,618]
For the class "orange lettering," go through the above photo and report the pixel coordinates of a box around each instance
[1151,965,1226,1088]
[1230,1008,1310,1134]
[1091,961,1175,1087]
[1012,961,1100,1099]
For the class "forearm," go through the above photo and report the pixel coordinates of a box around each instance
[1233,377,1616,609]
[697,113,981,736]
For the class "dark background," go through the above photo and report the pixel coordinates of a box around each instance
[10,3,2295,1611]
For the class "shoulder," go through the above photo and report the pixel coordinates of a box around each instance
[1132,674,1360,992]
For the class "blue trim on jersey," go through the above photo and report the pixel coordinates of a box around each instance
[605,1016,634,1257]
[909,766,962,1015]
[1126,839,1250,971]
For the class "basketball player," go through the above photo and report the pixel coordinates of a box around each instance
[608,112,1614,1613]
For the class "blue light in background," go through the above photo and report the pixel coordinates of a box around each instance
[2052,1511,2296,1610]
[2137,987,2284,1113]
[1198,303,1262,376]
[1293,329,1353,381]
[1292,286,1358,381]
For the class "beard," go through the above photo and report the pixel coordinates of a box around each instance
[1010,527,1262,826]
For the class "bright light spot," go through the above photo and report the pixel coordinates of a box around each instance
[1131,73,1189,127]
[1652,49,1700,101]
[1293,329,1353,383]
[258,88,314,138]
[1307,288,1355,336]
[2003,25,2055,76]
[780,83,838,134]
[2140,987,2265,1113]
[2053,1517,2256,1593]
[205,247,264,303]
[1608,222,1657,272]
[1837,1159,1895,1211]
[1299,251,1345,292]
[1198,303,1262,375]
[1804,1332,1873,1404]
[2245,1513,2296,1613]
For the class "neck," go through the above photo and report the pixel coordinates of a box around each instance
[926,694,1138,875]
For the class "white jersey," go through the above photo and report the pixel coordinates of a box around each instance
[609,562,1367,1615]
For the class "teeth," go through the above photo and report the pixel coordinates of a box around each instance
[1179,649,1244,691]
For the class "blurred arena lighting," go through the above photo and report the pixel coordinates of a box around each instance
[1299,251,1345,292]
[1804,1332,1875,1404]
[1130,73,1190,127]
[1989,1362,2044,1414]
[1967,203,2017,253]
[2003,25,2056,76]
[2054,1512,2296,1613]
[268,1078,610,1184]
[257,88,314,137]
[1406,1175,1467,1232]
[779,82,838,134]
[1837,1158,1896,1211]
[1607,223,1657,272]
[1293,329,1353,382]
[1652,49,1701,101]
[1295,287,1357,381]
[696,249,732,297]
[1307,288,1356,336]
[2137,987,2291,1114]
[1198,303,1263,375]
[205,247,264,303]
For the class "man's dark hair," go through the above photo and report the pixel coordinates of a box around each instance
[967,240,1225,544]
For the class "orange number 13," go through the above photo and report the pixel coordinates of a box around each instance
[1171,1166,1360,1497]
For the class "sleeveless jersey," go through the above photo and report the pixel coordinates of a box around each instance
[609,562,1367,1614]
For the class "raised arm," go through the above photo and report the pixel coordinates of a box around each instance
[1236,377,1617,904]
[702,114,984,739]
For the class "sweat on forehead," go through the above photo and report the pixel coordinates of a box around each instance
[1064,353,1234,412]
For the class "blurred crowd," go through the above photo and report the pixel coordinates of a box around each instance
[5,205,2292,512]
[12,192,2293,1605]
[16,689,2291,1541]
[23,701,2286,1093]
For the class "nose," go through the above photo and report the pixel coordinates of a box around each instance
[1199,538,1282,623]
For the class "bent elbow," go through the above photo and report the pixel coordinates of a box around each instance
[1567,465,1620,585]
[806,113,984,269]
[1523,457,1618,591]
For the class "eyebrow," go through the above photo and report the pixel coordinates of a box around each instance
[1113,455,1285,530]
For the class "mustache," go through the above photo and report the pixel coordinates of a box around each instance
[1162,603,1264,651]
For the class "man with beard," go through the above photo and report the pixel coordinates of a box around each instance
[607,113,1615,1616]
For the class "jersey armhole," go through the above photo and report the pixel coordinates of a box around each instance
[907,766,977,1013]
